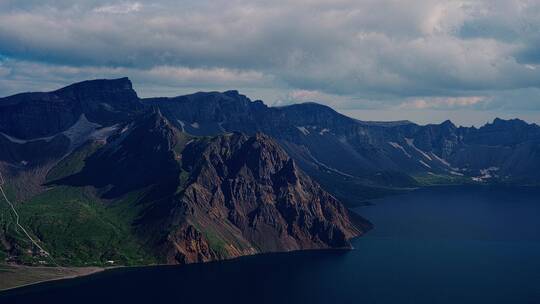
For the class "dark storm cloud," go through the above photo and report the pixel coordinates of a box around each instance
[0,0,539,123]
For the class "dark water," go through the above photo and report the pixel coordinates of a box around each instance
[3,186,540,304]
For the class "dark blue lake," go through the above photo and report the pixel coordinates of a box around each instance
[3,186,540,304]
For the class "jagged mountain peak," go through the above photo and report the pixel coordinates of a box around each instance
[491,117,529,127]
[440,119,456,129]
[223,90,241,97]
[133,107,172,130]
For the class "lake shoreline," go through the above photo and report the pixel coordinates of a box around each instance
[0,265,106,292]
[0,243,362,293]
[2,186,539,303]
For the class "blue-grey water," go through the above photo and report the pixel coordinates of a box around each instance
[2,186,540,304]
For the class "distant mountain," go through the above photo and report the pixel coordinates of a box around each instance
[144,89,540,202]
[1,78,539,199]
[0,77,143,140]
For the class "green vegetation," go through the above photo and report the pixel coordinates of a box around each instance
[414,173,473,186]
[14,186,156,266]
[189,221,230,258]
[175,170,191,194]
[172,131,193,156]
[203,229,229,257]
[0,182,35,263]
[46,142,103,182]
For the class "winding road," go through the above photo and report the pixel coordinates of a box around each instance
[0,169,59,266]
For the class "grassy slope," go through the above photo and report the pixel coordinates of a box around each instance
[413,172,476,186]
[17,186,156,266]
[45,141,102,183]
[1,141,158,266]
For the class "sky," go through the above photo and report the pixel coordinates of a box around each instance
[0,0,539,126]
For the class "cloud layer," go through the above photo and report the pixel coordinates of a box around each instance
[0,0,539,125]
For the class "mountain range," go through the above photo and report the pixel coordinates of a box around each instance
[0,77,538,266]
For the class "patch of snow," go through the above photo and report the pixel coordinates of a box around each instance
[473,167,500,181]
[405,138,433,161]
[296,126,310,135]
[0,132,55,144]
[190,122,200,129]
[177,120,186,132]
[479,167,500,179]
[419,160,432,168]
[450,171,464,176]
[90,125,119,142]
[309,155,354,178]
[319,128,330,135]
[63,114,102,149]
[388,142,412,158]
[218,122,226,132]
[430,152,450,167]
[100,103,115,111]
[1,114,101,149]
[121,125,130,133]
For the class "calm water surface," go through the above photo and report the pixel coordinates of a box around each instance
[2,186,540,304]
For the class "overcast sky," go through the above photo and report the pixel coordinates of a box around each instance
[1,0,539,126]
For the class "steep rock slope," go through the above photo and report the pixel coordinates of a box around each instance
[50,111,366,264]
[0,77,143,140]
[145,90,540,187]
[163,132,365,263]
[2,77,539,205]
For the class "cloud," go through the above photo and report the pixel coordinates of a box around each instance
[93,2,142,14]
[0,59,274,97]
[398,96,487,110]
[0,0,539,123]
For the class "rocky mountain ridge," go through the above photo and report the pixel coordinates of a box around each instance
[0,97,366,265]
[2,77,539,204]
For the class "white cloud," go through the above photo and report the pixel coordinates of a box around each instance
[398,96,487,110]
[0,0,539,124]
[93,2,142,14]
[0,59,274,97]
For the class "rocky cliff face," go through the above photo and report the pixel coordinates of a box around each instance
[0,77,142,139]
[162,132,364,263]
[2,76,539,206]
[144,89,540,187]
[48,110,366,264]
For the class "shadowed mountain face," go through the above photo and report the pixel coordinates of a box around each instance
[144,90,540,192]
[47,110,365,264]
[56,109,185,198]
[0,80,367,265]
[1,78,539,200]
[0,77,143,140]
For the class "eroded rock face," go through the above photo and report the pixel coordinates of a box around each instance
[0,77,142,139]
[160,132,365,264]
[145,90,540,186]
[47,110,367,264]
[165,224,220,264]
